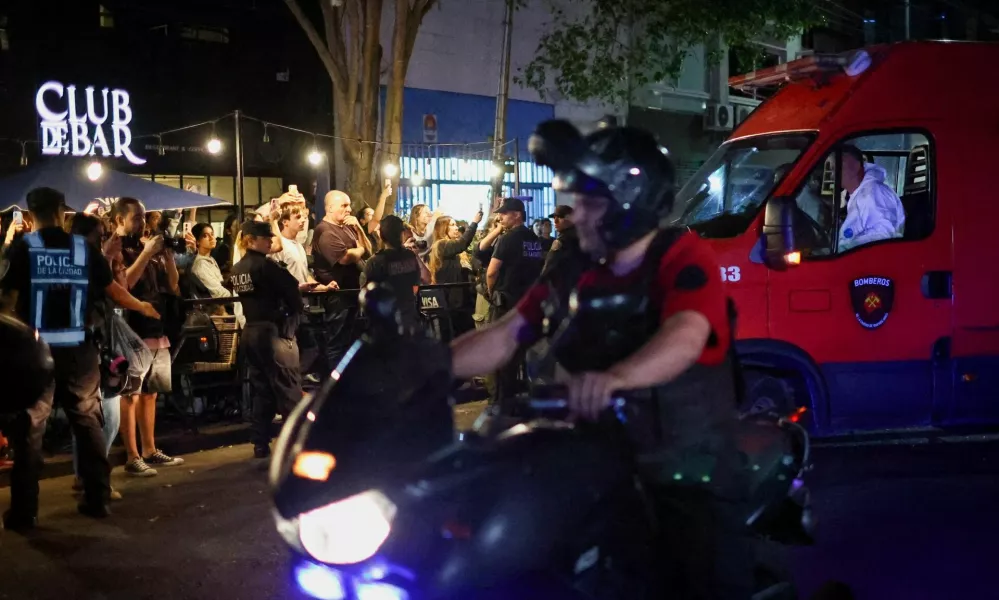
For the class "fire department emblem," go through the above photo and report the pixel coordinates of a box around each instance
[849,276,894,329]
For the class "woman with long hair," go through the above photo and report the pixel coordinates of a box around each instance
[427,210,483,336]
[407,203,442,260]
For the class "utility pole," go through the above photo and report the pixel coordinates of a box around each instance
[491,0,514,206]
[234,109,244,214]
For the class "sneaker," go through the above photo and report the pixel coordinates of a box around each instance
[304,374,321,384]
[124,457,158,478]
[143,450,184,467]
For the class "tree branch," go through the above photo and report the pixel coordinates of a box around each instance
[345,0,362,113]
[284,0,345,87]
[318,0,350,89]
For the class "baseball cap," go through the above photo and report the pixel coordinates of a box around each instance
[26,187,68,212]
[549,205,573,219]
[240,220,274,238]
[495,197,526,214]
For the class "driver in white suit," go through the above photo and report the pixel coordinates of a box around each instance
[837,144,906,252]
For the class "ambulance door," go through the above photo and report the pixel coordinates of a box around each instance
[767,130,952,434]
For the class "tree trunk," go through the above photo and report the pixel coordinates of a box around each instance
[286,0,438,215]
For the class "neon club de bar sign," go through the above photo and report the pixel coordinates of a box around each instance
[36,81,146,165]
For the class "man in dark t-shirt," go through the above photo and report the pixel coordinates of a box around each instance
[486,197,544,319]
[482,197,543,400]
[313,190,369,370]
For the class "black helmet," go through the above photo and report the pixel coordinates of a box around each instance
[0,315,54,413]
[529,119,675,250]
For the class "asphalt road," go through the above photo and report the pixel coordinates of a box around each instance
[2,410,998,599]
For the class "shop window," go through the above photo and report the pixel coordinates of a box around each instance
[183,175,208,196]
[793,131,933,258]
[261,177,284,203]
[154,175,181,189]
[243,177,261,207]
[210,176,235,205]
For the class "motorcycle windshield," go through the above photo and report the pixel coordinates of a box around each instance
[273,333,455,517]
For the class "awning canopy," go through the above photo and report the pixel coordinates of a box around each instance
[0,157,227,212]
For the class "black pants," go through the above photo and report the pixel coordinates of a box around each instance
[6,344,111,517]
[485,304,525,410]
[296,322,320,377]
[242,323,301,448]
[321,297,358,375]
[651,485,755,600]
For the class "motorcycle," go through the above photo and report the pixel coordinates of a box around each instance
[270,285,815,600]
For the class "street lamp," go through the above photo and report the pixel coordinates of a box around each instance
[409,171,425,186]
[86,161,103,181]
[307,149,323,166]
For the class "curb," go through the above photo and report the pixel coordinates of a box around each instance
[0,421,252,488]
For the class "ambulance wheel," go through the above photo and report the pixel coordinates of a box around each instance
[740,369,808,424]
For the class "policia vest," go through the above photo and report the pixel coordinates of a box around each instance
[544,228,746,498]
[23,232,90,348]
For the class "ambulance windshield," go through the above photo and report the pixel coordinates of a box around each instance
[669,133,814,238]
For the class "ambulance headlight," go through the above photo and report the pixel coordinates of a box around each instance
[299,490,397,565]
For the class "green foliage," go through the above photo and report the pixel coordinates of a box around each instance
[516,0,820,105]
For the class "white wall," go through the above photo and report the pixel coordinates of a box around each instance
[383,0,617,127]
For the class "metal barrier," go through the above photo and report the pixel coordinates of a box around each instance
[169,283,479,428]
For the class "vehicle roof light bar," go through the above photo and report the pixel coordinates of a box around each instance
[728,50,871,91]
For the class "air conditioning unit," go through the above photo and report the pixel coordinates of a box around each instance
[703,103,734,131]
[733,105,754,127]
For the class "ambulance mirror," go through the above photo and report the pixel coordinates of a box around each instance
[762,196,800,270]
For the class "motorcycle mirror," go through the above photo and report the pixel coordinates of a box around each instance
[359,282,403,336]
[528,119,587,171]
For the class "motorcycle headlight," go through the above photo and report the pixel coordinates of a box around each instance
[299,490,397,565]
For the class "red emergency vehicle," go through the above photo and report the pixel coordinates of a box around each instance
[669,41,999,437]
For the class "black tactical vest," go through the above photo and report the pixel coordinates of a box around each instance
[545,228,746,498]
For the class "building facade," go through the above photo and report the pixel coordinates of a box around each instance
[0,0,332,233]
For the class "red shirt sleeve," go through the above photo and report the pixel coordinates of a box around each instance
[515,281,551,331]
[657,234,731,366]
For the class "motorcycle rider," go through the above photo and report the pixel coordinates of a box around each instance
[451,119,752,598]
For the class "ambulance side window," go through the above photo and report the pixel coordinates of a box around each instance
[795,131,934,258]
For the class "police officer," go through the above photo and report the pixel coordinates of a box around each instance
[0,187,160,529]
[450,121,752,598]
[229,220,304,459]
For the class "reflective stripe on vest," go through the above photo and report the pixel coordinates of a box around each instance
[24,232,89,347]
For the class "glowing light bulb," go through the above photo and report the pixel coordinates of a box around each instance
[410,171,424,186]
[86,161,103,181]
[383,163,399,178]
[308,150,323,166]
[206,137,223,155]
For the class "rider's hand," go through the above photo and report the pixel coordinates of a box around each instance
[567,371,625,421]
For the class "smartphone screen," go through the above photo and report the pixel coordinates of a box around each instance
[183,222,193,236]
[13,211,22,225]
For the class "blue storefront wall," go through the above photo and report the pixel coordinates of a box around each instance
[387,87,556,223]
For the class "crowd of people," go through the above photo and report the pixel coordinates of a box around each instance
[0,179,575,527]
